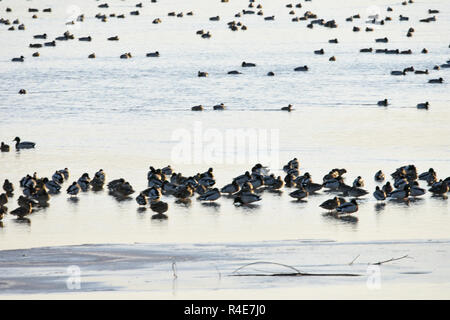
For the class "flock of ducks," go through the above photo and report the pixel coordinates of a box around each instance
[1,139,449,223]
[3,0,448,107]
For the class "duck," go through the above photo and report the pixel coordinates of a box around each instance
[391,70,406,76]
[267,71,275,76]
[0,193,7,206]
[3,179,14,194]
[382,181,393,194]
[428,78,443,83]
[213,103,225,110]
[281,104,293,112]
[377,99,388,106]
[289,187,308,201]
[336,199,358,214]
[409,182,425,197]
[419,168,436,181]
[388,185,410,199]
[108,36,119,41]
[428,180,449,195]
[136,192,148,206]
[314,48,324,55]
[294,65,309,71]
[329,56,336,61]
[198,71,208,77]
[221,180,240,195]
[10,203,32,218]
[88,53,96,59]
[52,171,64,185]
[1,142,10,152]
[120,53,132,59]
[303,181,323,193]
[209,16,220,21]
[375,37,388,43]
[150,200,168,214]
[78,36,91,41]
[353,176,364,188]
[414,69,428,74]
[234,192,261,205]
[201,32,211,38]
[374,170,385,182]
[67,182,80,197]
[198,188,221,201]
[77,173,91,191]
[360,48,373,53]
[417,102,429,109]
[329,38,338,44]
[373,186,386,201]
[191,105,203,111]
[146,51,159,57]
[13,137,35,149]
[228,70,242,75]
[11,56,24,62]
[43,178,61,194]
[319,196,342,210]
[242,61,256,67]
[18,89,27,94]
[346,187,369,198]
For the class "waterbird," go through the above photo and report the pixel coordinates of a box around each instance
[1,142,10,152]
[417,102,429,110]
[13,137,35,149]
[336,199,358,214]
[374,170,385,182]
[281,104,293,112]
[373,186,386,201]
[428,78,443,83]
[377,99,388,106]
[67,182,80,197]
[198,188,221,201]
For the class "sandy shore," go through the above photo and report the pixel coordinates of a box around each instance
[1,239,449,299]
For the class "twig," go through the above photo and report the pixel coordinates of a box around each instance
[232,261,302,275]
[371,255,409,265]
[349,254,360,265]
[231,261,361,277]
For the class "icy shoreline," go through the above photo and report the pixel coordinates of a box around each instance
[0,239,449,299]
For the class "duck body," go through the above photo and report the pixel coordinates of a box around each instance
[198,188,221,201]
[13,137,35,149]
[336,199,358,214]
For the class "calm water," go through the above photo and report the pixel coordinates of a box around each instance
[0,0,449,250]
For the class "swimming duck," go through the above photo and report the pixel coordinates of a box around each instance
[209,16,220,21]
[414,69,428,74]
[108,36,119,41]
[267,71,275,76]
[120,53,132,59]
[213,103,225,110]
[294,65,309,72]
[242,62,256,67]
[201,32,211,38]
[12,56,24,62]
[198,188,221,201]
[375,37,388,43]
[329,56,336,61]
[198,71,208,77]
[360,48,373,53]
[314,49,324,55]
[228,70,242,75]
[336,199,358,214]
[417,102,429,109]
[319,196,342,210]
[88,53,96,59]
[377,99,388,106]
[281,104,293,111]
[1,142,10,152]
[191,105,203,111]
[146,51,159,57]
[289,187,308,201]
[13,137,35,149]
[391,70,406,76]
[373,186,386,201]
[67,182,80,197]
[78,36,92,41]
[374,170,385,182]
[329,38,338,44]
[428,78,443,83]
